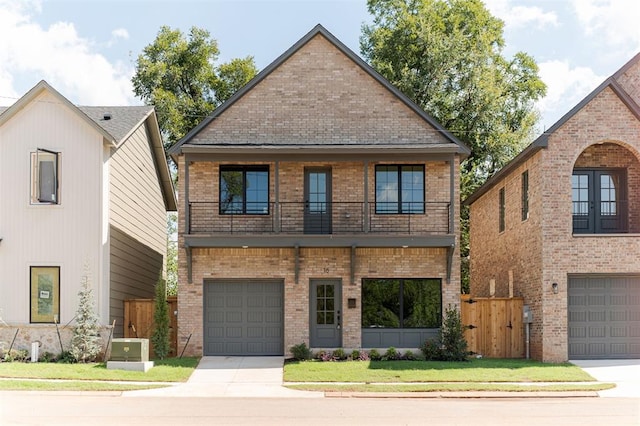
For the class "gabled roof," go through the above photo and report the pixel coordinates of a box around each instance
[0,80,176,211]
[168,24,470,157]
[464,52,640,206]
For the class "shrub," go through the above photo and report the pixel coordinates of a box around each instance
[368,348,381,361]
[289,342,312,361]
[151,276,171,359]
[332,348,346,361]
[57,350,77,364]
[3,349,28,362]
[420,339,442,361]
[440,305,469,362]
[70,263,102,363]
[315,350,333,362]
[382,346,401,361]
[403,350,416,361]
[350,349,360,360]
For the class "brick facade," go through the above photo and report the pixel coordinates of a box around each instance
[469,58,640,362]
[173,27,466,357]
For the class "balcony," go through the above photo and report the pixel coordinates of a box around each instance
[188,202,451,235]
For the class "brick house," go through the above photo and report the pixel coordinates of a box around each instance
[465,53,640,362]
[169,25,470,356]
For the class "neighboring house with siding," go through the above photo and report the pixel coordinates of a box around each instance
[169,25,469,357]
[465,53,640,362]
[0,81,176,355]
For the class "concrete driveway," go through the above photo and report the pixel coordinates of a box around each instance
[572,359,640,397]
[124,356,323,398]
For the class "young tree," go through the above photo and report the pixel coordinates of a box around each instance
[132,26,258,148]
[70,263,102,363]
[151,276,171,359]
[361,0,547,291]
[166,212,178,296]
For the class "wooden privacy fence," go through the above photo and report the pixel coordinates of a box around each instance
[124,296,178,357]
[460,295,524,358]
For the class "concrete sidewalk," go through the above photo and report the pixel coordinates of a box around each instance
[124,356,323,398]
[571,359,640,398]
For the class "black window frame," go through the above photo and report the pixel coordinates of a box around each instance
[374,164,425,214]
[572,168,627,234]
[31,148,60,205]
[521,170,529,221]
[361,278,442,329]
[219,165,269,215]
[499,187,505,232]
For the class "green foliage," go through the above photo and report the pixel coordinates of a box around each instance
[151,276,171,359]
[132,26,258,148]
[70,264,102,363]
[368,348,382,361]
[439,305,469,361]
[2,349,28,362]
[350,349,361,360]
[289,342,312,360]
[166,213,178,296]
[57,351,77,364]
[402,350,416,361]
[382,346,401,361]
[361,0,547,291]
[420,339,442,361]
[332,348,347,361]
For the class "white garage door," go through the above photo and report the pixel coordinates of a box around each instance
[568,275,640,359]
[204,279,284,356]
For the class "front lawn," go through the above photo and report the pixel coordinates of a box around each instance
[0,357,199,383]
[284,358,596,383]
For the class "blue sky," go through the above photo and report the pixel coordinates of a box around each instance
[1,0,639,133]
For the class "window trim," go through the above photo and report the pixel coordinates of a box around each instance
[521,170,529,221]
[374,164,425,214]
[499,187,506,232]
[361,278,442,329]
[30,266,60,324]
[219,165,270,215]
[30,148,61,205]
[572,167,627,234]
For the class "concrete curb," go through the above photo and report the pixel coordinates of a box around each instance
[324,391,600,398]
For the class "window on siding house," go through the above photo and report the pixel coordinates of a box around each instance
[219,166,269,214]
[521,170,529,221]
[361,279,441,328]
[31,149,60,204]
[30,266,60,323]
[375,165,425,214]
[499,187,505,232]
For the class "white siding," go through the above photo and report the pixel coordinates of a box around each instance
[0,91,104,324]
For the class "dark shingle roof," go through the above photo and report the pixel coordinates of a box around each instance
[78,106,153,144]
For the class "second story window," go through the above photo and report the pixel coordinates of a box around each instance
[220,166,269,214]
[521,170,529,221]
[31,149,60,205]
[499,187,505,232]
[375,165,424,214]
[572,169,627,233]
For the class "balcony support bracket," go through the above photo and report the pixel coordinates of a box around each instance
[446,242,455,284]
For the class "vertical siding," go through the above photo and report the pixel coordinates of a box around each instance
[0,91,103,324]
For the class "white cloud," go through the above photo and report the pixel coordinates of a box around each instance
[484,0,558,29]
[570,0,640,55]
[536,60,605,129]
[0,0,135,106]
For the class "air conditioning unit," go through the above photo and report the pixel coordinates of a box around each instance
[110,338,149,362]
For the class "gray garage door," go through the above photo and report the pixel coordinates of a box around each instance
[204,279,284,356]
[568,276,640,359]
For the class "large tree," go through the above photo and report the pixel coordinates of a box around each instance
[132,26,258,147]
[361,0,546,291]
[361,0,546,188]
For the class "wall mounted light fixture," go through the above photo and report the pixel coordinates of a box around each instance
[552,282,558,294]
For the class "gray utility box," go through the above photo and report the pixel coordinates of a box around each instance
[110,338,149,362]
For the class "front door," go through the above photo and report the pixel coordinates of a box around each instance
[310,279,342,348]
[304,168,332,234]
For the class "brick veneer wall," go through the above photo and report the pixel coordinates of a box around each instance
[470,85,640,362]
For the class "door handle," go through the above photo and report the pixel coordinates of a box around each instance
[336,310,341,329]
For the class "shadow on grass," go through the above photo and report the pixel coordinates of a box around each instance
[367,359,576,371]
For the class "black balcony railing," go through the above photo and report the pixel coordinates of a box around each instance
[188,202,451,235]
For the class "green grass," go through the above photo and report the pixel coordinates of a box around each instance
[0,357,199,383]
[0,379,167,392]
[287,383,615,393]
[284,358,596,383]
